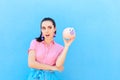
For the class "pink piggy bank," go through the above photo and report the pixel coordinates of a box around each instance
[63,27,76,40]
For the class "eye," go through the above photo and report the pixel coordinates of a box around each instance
[48,26,52,29]
[42,26,46,30]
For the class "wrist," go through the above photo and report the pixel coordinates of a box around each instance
[64,45,69,48]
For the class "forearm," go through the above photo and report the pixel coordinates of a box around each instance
[28,50,55,70]
[28,51,63,71]
[29,60,64,71]
[29,60,54,70]
[56,46,69,67]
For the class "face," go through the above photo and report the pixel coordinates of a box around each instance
[41,20,56,40]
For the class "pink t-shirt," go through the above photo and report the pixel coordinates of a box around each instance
[28,39,64,66]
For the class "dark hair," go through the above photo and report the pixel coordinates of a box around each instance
[36,17,56,42]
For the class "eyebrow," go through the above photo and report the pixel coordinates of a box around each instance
[48,25,52,27]
[41,26,46,28]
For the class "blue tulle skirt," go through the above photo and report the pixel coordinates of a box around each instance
[28,68,59,80]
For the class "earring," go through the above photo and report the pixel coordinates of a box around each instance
[42,34,44,38]
[41,34,44,40]
[54,34,56,37]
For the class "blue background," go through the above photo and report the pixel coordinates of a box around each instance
[0,0,120,80]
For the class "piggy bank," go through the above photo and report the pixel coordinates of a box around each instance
[63,27,76,40]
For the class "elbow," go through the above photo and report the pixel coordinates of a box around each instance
[28,64,33,68]
[56,60,64,67]
[28,61,35,68]
[56,63,64,71]
[56,63,63,68]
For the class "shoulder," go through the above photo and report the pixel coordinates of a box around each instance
[54,42,64,49]
[30,39,37,43]
[30,39,40,45]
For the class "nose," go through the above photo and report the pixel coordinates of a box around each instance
[45,28,49,33]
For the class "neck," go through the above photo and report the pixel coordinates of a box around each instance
[44,38,54,44]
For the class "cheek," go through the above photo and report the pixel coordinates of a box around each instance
[49,32,55,37]
[51,30,55,35]
[41,31,45,36]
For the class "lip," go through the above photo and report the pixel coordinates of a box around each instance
[45,34,50,37]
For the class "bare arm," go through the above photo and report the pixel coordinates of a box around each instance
[56,38,75,67]
[28,50,63,71]
[56,46,69,67]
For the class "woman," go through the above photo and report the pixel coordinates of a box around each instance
[28,17,74,80]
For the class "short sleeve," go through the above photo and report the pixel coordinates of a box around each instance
[28,39,36,53]
[59,46,64,54]
[54,44,64,65]
[57,44,64,57]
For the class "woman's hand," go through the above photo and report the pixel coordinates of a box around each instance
[51,66,64,71]
[63,37,75,47]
